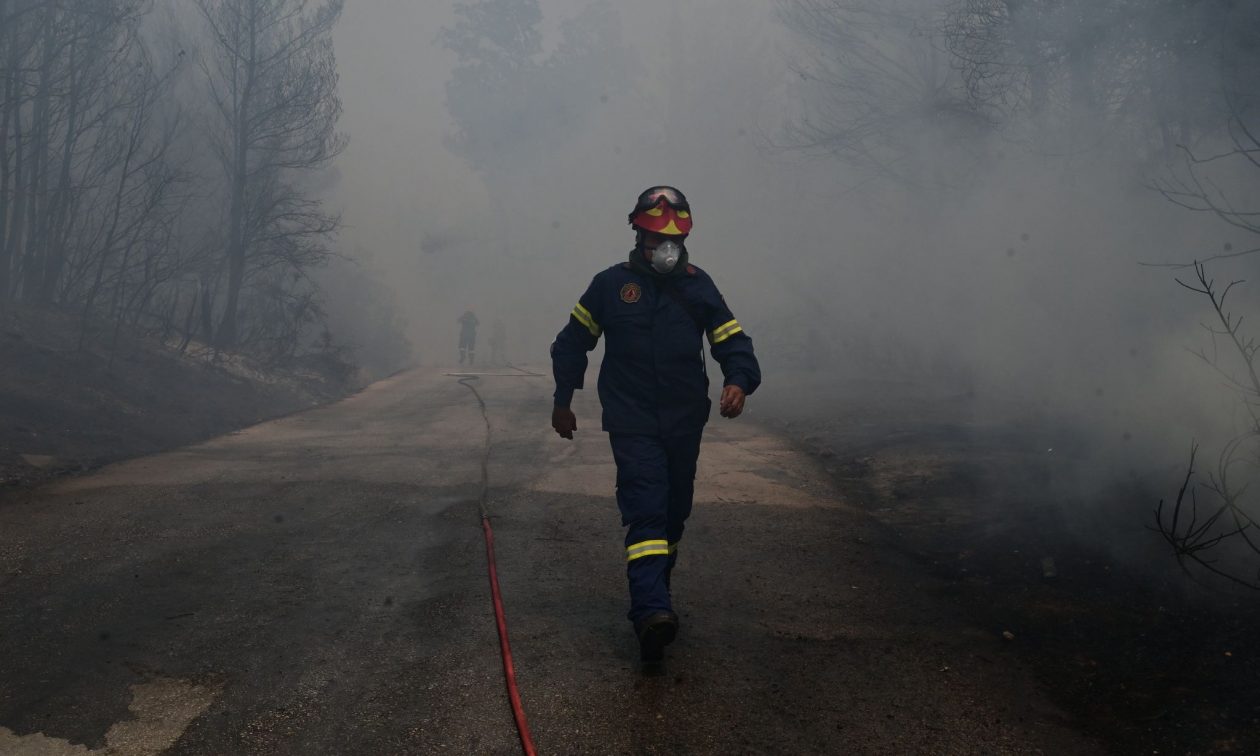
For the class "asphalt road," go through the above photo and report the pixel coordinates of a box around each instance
[0,367,1104,755]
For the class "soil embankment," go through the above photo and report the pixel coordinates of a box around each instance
[1,307,361,491]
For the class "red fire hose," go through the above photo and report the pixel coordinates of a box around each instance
[458,374,538,755]
[482,515,538,756]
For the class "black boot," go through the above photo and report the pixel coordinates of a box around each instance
[636,610,679,668]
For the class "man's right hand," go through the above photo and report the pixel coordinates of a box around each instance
[552,406,577,439]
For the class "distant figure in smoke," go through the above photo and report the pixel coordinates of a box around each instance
[549,186,761,670]
[490,317,506,365]
[457,309,479,365]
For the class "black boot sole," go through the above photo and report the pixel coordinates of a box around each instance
[638,616,678,667]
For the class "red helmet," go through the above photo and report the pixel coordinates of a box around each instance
[628,186,692,236]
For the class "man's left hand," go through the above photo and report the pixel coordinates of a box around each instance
[719,385,746,418]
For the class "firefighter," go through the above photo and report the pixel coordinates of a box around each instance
[457,309,479,365]
[549,186,761,668]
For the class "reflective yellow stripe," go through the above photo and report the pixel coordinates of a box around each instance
[626,539,670,561]
[571,303,601,337]
[571,303,593,327]
[710,319,743,344]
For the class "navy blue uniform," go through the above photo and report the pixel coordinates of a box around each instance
[551,258,760,624]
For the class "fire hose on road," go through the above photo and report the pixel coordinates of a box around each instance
[452,365,545,756]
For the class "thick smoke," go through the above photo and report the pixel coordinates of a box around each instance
[327,0,1260,579]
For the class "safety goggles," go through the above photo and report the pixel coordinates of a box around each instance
[633,186,690,214]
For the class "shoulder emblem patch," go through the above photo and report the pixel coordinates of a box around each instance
[620,282,642,303]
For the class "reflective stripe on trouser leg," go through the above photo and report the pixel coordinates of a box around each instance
[609,434,671,624]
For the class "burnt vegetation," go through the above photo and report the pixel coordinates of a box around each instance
[0,0,401,371]
[1149,20,1260,590]
[780,0,1260,590]
[775,0,1260,748]
[1155,259,1260,590]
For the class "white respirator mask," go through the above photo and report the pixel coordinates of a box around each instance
[650,240,682,274]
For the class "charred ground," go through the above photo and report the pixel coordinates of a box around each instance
[770,381,1260,755]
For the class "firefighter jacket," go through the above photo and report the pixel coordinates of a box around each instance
[551,258,761,437]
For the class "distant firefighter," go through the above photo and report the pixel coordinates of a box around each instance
[457,309,479,365]
[490,318,506,365]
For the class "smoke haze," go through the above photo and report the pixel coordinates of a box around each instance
[326,1,1256,487]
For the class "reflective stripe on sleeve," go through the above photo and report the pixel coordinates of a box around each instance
[572,303,601,337]
[626,539,670,561]
[710,318,743,344]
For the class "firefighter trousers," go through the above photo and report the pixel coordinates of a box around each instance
[608,431,702,625]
